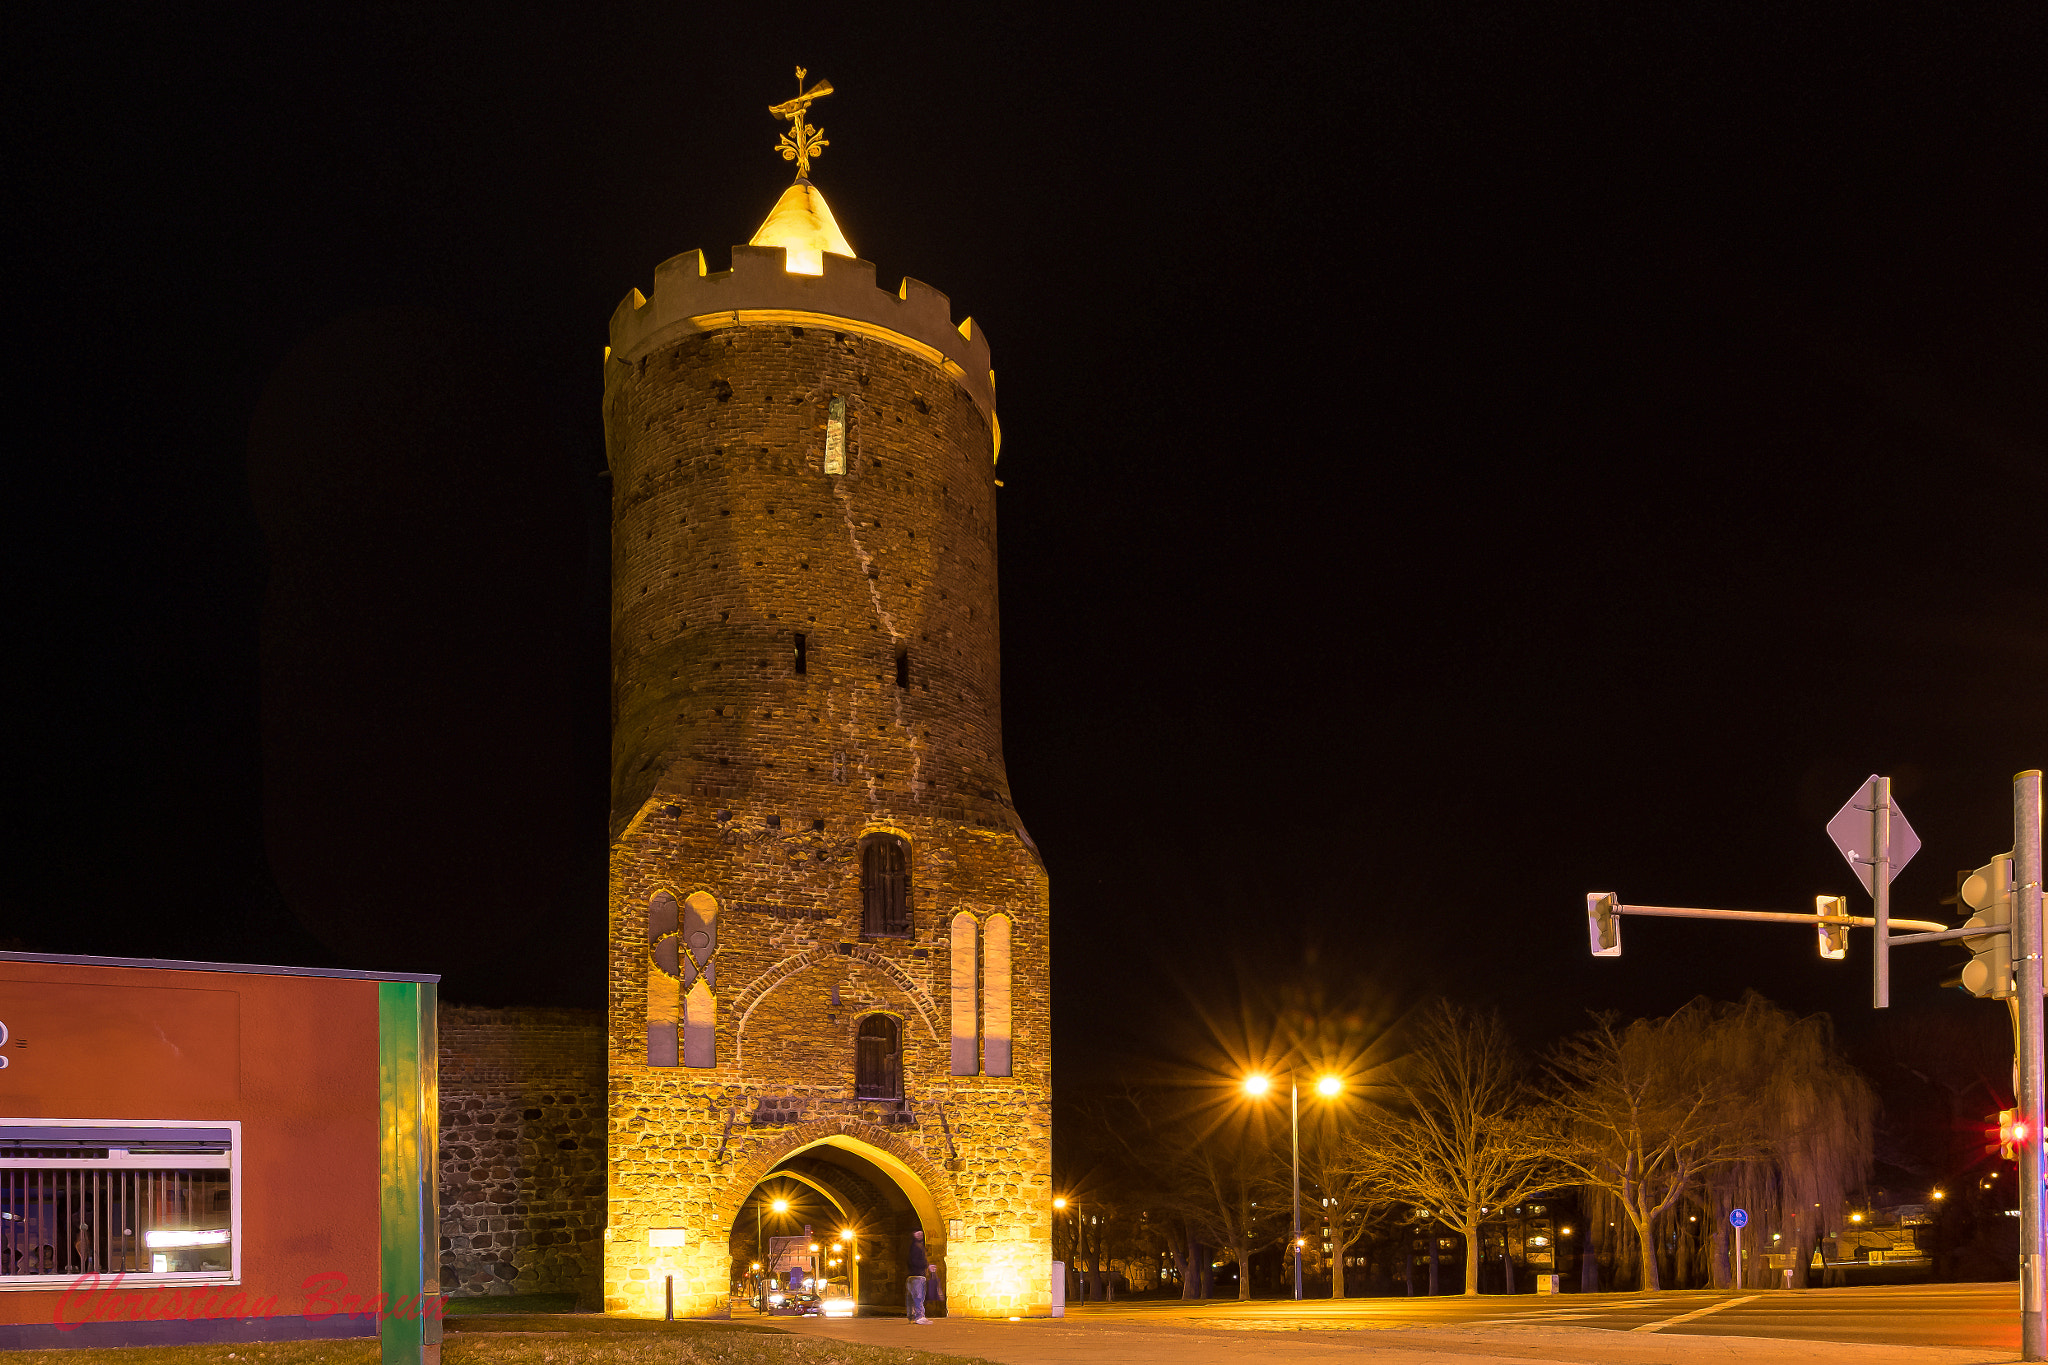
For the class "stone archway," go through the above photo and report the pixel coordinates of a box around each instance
[722,1121,958,1317]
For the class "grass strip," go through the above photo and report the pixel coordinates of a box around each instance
[0,1330,1006,1365]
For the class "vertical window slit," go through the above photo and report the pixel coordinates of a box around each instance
[824,395,847,475]
[793,632,808,675]
[896,651,910,689]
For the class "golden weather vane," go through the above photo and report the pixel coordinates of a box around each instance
[768,66,833,180]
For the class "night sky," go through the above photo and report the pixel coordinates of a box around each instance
[7,6,2046,1084]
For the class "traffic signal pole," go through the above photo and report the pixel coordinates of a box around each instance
[2015,770,2045,1361]
[1874,775,1892,1008]
[1585,771,2047,1360]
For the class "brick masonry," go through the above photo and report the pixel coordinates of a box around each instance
[600,244,1052,1318]
[437,1005,606,1300]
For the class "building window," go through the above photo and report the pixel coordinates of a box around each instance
[950,912,978,1077]
[647,892,680,1067]
[854,1014,903,1100]
[680,891,719,1068]
[983,913,1012,1077]
[793,631,807,675]
[0,1122,240,1286]
[824,396,847,475]
[861,835,911,938]
[895,651,910,689]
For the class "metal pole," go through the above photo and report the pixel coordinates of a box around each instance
[1734,1224,1742,1290]
[1874,775,1892,1009]
[1291,1077,1303,1300]
[2015,769,2045,1361]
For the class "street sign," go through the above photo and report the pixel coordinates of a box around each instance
[1729,1208,1748,1228]
[1829,774,1921,893]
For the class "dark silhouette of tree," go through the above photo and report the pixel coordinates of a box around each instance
[1689,994,1874,1288]
[1352,1001,1560,1295]
[1541,1002,1762,1290]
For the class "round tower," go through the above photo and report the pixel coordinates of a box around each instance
[600,140,1050,1319]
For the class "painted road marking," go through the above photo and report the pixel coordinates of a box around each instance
[1632,1294,1759,1332]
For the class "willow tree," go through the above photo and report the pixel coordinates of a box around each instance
[1690,994,1874,1287]
[1541,1003,1760,1290]
[1353,1002,1560,1295]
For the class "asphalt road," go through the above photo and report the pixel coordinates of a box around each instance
[1064,1282,2021,1348]
[788,1283,2024,1364]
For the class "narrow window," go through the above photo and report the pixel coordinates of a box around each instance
[983,913,1013,1077]
[950,912,978,1076]
[860,835,912,938]
[793,632,808,675]
[824,395,847,475]
[855,1014,903,1100]
[647,892,680,1067]
[679,891,719,1067]
[895,651,910,689]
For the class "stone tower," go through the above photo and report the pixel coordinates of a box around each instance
[600,156,1050,1319]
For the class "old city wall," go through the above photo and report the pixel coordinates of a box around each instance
[438,1005,606,1300]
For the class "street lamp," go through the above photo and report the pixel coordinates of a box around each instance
[1243,1069,1344,1300]
[755,1191,794,1275]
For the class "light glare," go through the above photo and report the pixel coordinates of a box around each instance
[143,1229,230,1249]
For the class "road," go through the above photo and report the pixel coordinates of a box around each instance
[790,1282,2025,1364]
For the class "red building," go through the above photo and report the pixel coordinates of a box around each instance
[0,951,439,1360]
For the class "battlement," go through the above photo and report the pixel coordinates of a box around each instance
[608,245,997,425]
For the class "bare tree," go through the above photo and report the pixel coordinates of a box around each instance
[1298,1105,1383,1297]
[1352,1001,1561,1295]
[1175,1113,1282,1299]
[1089,1086,1279,1300]
[1541,1003,1761,1290]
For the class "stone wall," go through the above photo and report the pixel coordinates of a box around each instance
[438,1005,605,1300]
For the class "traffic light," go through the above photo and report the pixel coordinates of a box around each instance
[1958,855,2015,1000]
[1816,894,1849,960]
[1587,893,1621,957]
[2000,1108,2026,1161]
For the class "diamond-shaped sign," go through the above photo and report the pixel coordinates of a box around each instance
[1827,774,1921,895]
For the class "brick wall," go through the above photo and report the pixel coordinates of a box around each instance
[438,1005,605,1300]
[599,294,1052,1317]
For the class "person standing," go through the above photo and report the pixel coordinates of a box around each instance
[905,1229,930,1324]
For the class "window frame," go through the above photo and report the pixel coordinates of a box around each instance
[0,1118,242,1291]
[853,1014,904,1101]
[859,834,913,940]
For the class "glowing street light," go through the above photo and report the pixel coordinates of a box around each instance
[1242,1066,1347,1301]
[755,1190,796,1285]
[1052,1197,1067,1210]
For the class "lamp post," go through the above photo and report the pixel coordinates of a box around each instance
[1052,1197,1071,1298]
[757,1194,790,1276]
[1244,1070,1343,1300]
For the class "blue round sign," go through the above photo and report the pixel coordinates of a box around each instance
[1728,1209,1748,1229]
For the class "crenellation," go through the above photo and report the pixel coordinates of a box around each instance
[611,246,997,435]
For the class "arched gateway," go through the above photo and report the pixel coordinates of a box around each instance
[601,81,1050,1319]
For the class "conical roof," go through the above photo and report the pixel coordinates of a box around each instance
[748,179,854,276]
